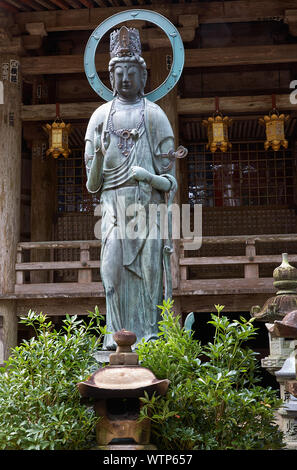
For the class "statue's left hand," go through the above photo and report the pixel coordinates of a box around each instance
[131,166,152,184]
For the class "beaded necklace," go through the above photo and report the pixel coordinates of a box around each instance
[107,98,145,158]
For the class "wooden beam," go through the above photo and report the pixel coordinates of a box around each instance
[0,1,18,12]
[177,293,271,314]
[285,9,297,36]
[21,101,101,120]
[46,0,69,10]
[20,50,151,75]
[18,240,100,249]
[16,260,100,270]
[182,234,297,244]
[21,93,296,121]
[185,44,297,68]
[16,297,106,316]
[20,43,297,76]
[13,278,274,297]
[14,281,105,296]
[180,255,297,266]
[179,277,274,295]
[14,1,297,32]
[177,94,296,115]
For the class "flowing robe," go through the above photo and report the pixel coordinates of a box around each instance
[85,98,176,349]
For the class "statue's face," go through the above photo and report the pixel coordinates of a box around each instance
[113,61,142,100]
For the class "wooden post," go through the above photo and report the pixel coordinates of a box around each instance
[180,242,188,282]
[16,246,24,285]
[0,38,22,360]
[150,47,181,294]
[78,244,92,284]
[245,239,259,279]
[24,124,57,284]
[0,316,4,366]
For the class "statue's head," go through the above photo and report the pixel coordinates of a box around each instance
[109,26,147,99]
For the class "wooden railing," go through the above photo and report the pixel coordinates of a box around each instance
[15,240,103,296]
[179,234,297,294]
[14,234,297,297]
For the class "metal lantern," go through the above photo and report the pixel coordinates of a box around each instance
[43,104,71,159]
[259,95,289,152]
[203,113,232,153]
[259,111,289,152]
[202,98,232,153]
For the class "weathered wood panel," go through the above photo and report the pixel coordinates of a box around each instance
[180,255,297,266]
[0,47,22,359]
[21,51,151,75]
[178,293,272,314]
[21,102,100,121]
[179,277,274,294]
[15,260,100,270]
[21,93,297,121]
[14,1,297,32]
[18,240,101,249]
[177,94,295,115]
[16,297,107,316]
[14,281,104,296]
[20,44,297,76]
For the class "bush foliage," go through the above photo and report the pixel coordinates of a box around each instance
[0,301,285,450]
[137,300,285,450]
[0,309,106,450]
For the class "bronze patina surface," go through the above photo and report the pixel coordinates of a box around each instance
[84,25,179,349]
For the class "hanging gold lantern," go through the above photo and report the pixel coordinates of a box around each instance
[259,95,289,152]
[43,104,71,159]
[202,98,232,153]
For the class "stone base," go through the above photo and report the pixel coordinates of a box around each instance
[92,444,157,450]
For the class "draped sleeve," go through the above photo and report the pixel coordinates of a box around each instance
[144,99,176,178]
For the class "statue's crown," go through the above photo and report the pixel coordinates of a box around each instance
[110,26,142,59]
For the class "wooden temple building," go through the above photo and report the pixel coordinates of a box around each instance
[1,0,297,364]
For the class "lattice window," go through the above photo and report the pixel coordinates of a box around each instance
[187,142,294,207]
[57,148,100,213]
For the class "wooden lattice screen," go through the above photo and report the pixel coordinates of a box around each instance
[186,141,294,208]
[183,141,297,279]
[54,149,100,281]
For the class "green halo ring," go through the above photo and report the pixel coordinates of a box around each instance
[84,9,185,102]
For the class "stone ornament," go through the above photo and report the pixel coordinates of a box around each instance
[77,329,169,449]
[251,253,297,322]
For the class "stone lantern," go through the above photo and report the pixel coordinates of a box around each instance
[251,253,297,448]
[267,311,297,449]
[251,253,297,375]
[77,329,169,450]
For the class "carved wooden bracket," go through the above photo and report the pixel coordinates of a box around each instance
[284,9,297,36]
[126,15,199,49]
[22,22,47,51]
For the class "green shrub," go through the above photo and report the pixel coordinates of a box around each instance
[137,300,285,450]
[0,309,106,450]
[0,302,285,450]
